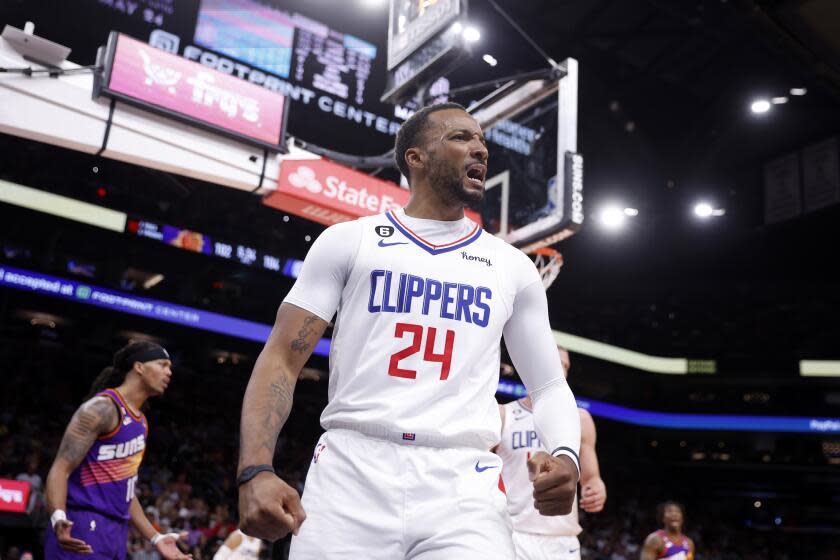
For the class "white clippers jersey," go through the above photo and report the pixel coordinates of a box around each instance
[284,208,541,450]
[228,530,262,560]
[498,399,582,536]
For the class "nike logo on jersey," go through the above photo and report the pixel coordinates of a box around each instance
[378,239,408,247]
[474,461,499,473]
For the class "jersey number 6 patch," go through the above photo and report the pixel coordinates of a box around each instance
[388,323,455,380]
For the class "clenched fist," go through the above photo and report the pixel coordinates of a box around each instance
[527,451,578,516]
[238,471,306,542]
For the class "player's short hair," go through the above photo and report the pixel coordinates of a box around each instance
[394,102,469,181]
[657,501,685,525]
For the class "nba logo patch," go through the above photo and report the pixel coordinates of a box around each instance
[375,225,394,237]
[402,433,416,441]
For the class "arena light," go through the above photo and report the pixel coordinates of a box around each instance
[482,54,498,67]
[623,207,639,216]
[750,99,771,114]
[771,96,788,105]
[598,206,625,230]
[694,202,713,218]
[694,202,725,219]
[462,26,481,42]
[790,87,807,96]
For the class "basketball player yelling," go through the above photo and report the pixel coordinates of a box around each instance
[237,103,582,559]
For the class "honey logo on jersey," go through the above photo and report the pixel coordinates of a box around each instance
[97,435,146,461]
[461,251,492,267]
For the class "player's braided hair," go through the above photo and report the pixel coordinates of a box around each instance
[394,101,468,182]
[86,341,162,399]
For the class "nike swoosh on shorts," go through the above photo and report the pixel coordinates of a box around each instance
[474,461,499,472]
[378,239,408,247]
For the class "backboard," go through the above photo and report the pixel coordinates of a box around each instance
[469,59,583,254]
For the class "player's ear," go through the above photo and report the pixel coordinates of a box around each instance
[405,147,425,174]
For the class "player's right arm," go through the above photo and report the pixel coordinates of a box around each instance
[237,303,328,540]
[45,396,119,553]
[578,409,607,513]
[640,532,663,560]
[237,221,358,542]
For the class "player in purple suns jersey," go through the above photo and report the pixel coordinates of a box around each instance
[237,102,582,559]
[640,502,695,560]
[44,341,192,560]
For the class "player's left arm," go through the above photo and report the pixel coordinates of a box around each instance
[129,497,192,560]
[688,537,696,560]
[578,409,607,513]
[503,280,581,516]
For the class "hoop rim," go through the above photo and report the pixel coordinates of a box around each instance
[530,246,562,257]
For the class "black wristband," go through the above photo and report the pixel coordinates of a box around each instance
[236,464,274,487]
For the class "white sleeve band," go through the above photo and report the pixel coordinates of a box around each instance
[151,532,180,545]
[503,280,581,477]
[50,509,67,530]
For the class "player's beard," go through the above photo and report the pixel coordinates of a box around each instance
[426,153,484,206]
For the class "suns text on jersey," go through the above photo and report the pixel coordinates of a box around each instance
[367,270,492,327]
[96,435,146,461]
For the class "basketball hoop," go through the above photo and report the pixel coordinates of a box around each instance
[530,247,564,290]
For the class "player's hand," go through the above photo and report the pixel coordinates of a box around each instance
[239,471,306,542]
[527,451,578,516]
[154,532,193,560]
[580,477,607,512]
[55,520,93,554]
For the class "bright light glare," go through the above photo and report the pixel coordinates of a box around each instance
[599,206,626,229]
[623,207,639,216]
[451,22,463,34]
[790,87,807,96]
[771,96,788,104]
[482,54,498,67]
[463,26,481,42]
[360,0,386,6]
[694,202,714,218]
[750,99,771,114]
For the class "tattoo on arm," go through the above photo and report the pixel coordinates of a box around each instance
[290,314,319,353]
[57,398,118,466]
[258,374,295,454]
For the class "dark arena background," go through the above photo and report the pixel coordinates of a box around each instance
[2,1,840,559]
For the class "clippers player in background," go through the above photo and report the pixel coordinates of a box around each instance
[44,341,191,560]
[496,347,607,559]
[640,502,695,560]
[212,529,264,560]
[237,103,582,559]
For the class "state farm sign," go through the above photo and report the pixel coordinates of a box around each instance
[0,479,30,514]
[264,159,482,226]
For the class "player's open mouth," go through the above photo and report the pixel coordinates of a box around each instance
[465,163,486,187]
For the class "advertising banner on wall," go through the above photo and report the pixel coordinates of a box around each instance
[265,159,482,226]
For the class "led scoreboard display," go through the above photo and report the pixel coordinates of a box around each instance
[126,219,286,274]
[382,0,469,104]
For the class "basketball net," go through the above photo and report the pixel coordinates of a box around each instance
[530,247,564,290]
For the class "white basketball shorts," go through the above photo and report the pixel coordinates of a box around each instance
[512,532,581,560]
[289,429,515,559]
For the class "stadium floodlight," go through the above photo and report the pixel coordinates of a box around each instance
[790,87,807,96]
[750,99,771,114]
[599,206,625,230]
[694,202,725,219]
[463,26,481,42]
[771,96,788,104]
[482,54,498,67]
[623,207,639,216]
